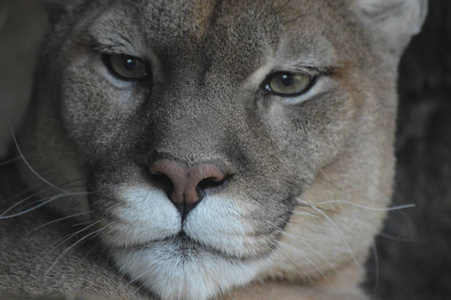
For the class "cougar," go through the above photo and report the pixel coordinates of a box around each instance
[0,0,427,299]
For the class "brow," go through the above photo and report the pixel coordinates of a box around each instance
[88,17,143,57]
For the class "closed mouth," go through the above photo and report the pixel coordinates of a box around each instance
[112,229,278,261]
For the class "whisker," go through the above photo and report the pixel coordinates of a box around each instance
[377,231,414,242]
[4,188,35,202]
[284,212,336,232]
[261,234,315,286]
[2,187,88,219]
[6,193,73,215]
[296,199,362,269]
[125,267,153,290]
[125,264,163,295]
[395,209,416,232]
[0,155,20,166]
[0,190,47,217]
[225,289,236,300]
[290,210,321,218]
[132,280,148,295]
[96,246,109,263]
[281,230,324,246]
[270,219,324,246]
[72,220,97,227]
[268,222,336,271]
[45,225,108,276]
[370,242,380,294]
[266,220,333,286]
[10,194,87,218]
[277,239,334,287]
[48,219,104,252]
[28,211,94,233]
[0,193,88,219]
[9,123,69,193]
[1,177,85,209]
[80,236,106,266]
[313,200,416,212]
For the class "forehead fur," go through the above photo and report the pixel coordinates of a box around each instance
[87,0,358,83]
[97,0,351,44]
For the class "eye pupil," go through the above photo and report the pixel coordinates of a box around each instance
[281,74,294,86]
[124,58,138,71]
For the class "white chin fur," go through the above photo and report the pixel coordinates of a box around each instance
[111,240,265,300]
[105,187,273,299]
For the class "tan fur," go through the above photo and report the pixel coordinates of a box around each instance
[0,0,427,299]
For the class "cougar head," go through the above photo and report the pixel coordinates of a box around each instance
[19,0,426,299]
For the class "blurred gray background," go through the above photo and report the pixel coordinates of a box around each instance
[0,0,48,158]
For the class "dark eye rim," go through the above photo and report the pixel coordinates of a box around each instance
[262,71,318,98]
[102,54,151,82]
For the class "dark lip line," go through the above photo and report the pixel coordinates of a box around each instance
[110,229,280,261]
[108,197,296,260]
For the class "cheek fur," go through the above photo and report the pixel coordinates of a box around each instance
[184,195,277,258]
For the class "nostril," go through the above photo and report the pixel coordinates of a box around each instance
[149,160,187,204]
[149,172,174,200]
[148,159,229,220]
[197,175,231,192]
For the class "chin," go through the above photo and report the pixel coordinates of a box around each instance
[111,237,268,300]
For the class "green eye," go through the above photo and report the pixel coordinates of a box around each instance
[105,54,149,80]
[265,72,315,96]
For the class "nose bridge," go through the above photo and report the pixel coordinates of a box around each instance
[150,75,237,157]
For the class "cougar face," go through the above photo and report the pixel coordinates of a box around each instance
[18,0,426,299]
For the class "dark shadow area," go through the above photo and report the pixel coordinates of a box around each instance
[365,0,451,299]
[0,0,48,157]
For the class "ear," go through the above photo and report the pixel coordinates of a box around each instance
[351,0,428,55]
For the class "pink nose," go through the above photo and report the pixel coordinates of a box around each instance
[149,159,225,211]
